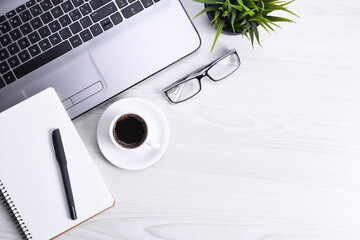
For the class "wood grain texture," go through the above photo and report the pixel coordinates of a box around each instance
[1,0,360,239]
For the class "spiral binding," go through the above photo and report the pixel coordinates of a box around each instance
[0,180,32,239]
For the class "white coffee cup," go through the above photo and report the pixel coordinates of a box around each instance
[109,113,160,150]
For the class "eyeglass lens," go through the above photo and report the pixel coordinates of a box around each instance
[166,78,201,103]
[207,53,240,81]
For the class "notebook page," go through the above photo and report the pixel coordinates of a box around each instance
[0,88,114,240]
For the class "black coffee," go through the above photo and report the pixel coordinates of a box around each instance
[113,114,147,149]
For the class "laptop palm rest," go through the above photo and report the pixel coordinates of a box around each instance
[20,53,105,110]
[89,5,201,99]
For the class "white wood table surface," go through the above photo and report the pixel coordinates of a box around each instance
[1,0,360,239]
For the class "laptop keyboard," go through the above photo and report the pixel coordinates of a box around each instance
[0,0,159,89]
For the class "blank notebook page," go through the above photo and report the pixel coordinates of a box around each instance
[0,88,114,240]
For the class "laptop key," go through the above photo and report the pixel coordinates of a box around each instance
[14,41,72,79]
[90,2,117,23]
[80,16,92,28]
[3,72,16,85]
[121,1,143,19]
[100,18,113,31]
[8,56,20,68]
[72,0,85,7]
[49,32,62,45]
[0,34,11,47]
[18,50,31,62]
[16,5,27,13]
[0,49,10,61]
[28,31,41,44]
[90,23,103,36]
[39,39,52,51]
[115,0,128,9]
[51,0,65,6]
[70,22,82,34]
[0,62,10,74]
[49,20,61,32]
[30,5,43,17]
[39,25,51,38]
[61,1,75,13]
[40,0,54,11]
[41,12,54,24]
[90,0,103,10]
[0,16,6,23]
[80,3,92,16]
[110,12,123,25]
[140,0,153,8]
[9,16,22,28]
[59,27,72,39]
[18,37,31,49]
[29,44,41,57]
[69,35,82,48]
[79,29,92,42]
[59,14,72,27]
[69,9,82,21]
[20,23,33,35]
[7,43,20,55]
[26,0,37,7]
[20,10,33,23]
[10,29,23,41]
[0,21,11,34]
[51,6,64,18]
[6,10,17,19]
[30,17,43,30]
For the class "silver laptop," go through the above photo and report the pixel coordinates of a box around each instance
[0,0,200,119]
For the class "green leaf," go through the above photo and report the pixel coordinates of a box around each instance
[248,25,254,47]
[211,19,225,52]
[264,3,300,18]
[265,16,295,23]
[222,10,229,17]
[193,6,220,19]
[243,31,250,40]
[259,1,265,13]
[280,0,295,7]
[231,4,243,12]
[230,10,237,32]
[211,10,221,22]
[243,0,258,10]
[235,9,253,21]
[212,17,219,29]
[252,21,261,46]
[237,0,250,11]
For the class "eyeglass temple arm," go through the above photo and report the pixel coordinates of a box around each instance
[162,63,214,92]
[163,49,238,92]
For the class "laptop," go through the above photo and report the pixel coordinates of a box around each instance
[0,0,201,119]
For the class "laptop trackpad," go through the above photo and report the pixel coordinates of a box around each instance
[21,54,104,109]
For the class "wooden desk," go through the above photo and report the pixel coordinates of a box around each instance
[1,0,360,239]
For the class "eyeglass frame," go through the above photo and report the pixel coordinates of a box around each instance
[162,49,241,104]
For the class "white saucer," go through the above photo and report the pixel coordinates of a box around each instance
[97,98,170,170]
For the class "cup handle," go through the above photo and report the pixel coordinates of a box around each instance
[145,140,161,149]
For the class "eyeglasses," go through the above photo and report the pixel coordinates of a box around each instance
[163,49,241,104]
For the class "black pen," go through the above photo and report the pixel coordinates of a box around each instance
[52,129,77,220]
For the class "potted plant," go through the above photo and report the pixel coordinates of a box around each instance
[193,0,299,51]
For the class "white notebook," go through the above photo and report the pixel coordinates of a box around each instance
[0,88,115,240]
